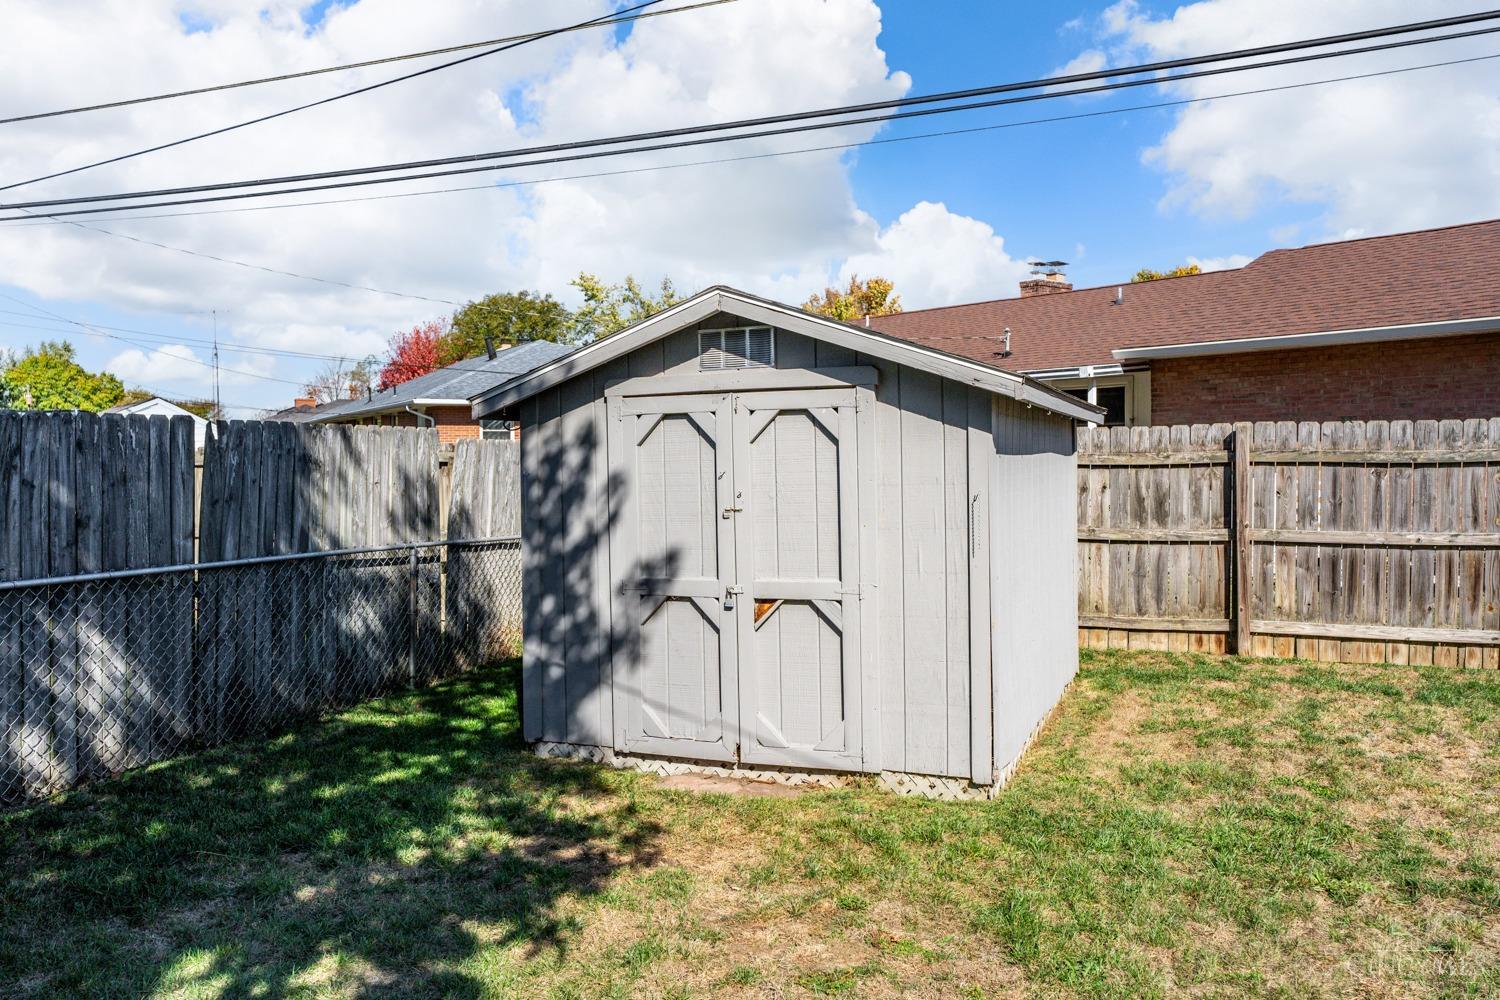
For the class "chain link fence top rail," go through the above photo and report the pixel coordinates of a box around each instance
[1,537,521,806]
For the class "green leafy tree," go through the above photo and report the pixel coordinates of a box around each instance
[1,341,124,411]
[570,273,682,342]
[443,291,573,363]
[1132,263,1202,283]
[0,349,17,408]
[802,275,902,322]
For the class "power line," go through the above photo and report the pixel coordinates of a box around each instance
[6,17,1499,220]
[5,9,1496,210]
[34,215,463,305]
[0,302,586,383]
[0,309,358,361]
[0,48,1491,237]
[3,52,1492,385]
[0,1,737,127]
[0,290,314,387]
[0,0,671,194]
[4,47,1493,381]
[5,44,1489,231]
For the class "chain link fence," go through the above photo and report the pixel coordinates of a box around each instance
[1,537,521,805]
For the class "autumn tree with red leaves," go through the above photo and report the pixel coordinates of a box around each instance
[377,319,446,390]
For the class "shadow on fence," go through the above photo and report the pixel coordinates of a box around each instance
[0,539,522,806]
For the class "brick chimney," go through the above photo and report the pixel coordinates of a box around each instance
[1020,268,1073,297]
[294,396,317,410]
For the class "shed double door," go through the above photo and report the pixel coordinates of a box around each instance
[608,387,866,771]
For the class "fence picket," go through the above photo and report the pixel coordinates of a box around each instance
[1076,416,1500,662]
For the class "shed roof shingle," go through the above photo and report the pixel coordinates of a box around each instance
[868,218,1500,370]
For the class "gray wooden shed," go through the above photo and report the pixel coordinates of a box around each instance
[472,287,1099,794]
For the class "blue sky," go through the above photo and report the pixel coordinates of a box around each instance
[2,0,1496,413]
[867,1,1247,285]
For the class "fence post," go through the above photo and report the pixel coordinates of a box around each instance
[407,544,418,688]
[1231,423,1254,655]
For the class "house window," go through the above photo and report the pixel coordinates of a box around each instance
[1049,372,1149,426]
[480,419,514,440]
[699,327,774,370]
[1065,385,1127,426]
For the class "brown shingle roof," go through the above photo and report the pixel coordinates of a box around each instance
[868,218,1500,371]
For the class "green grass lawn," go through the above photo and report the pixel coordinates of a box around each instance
[2,650,1497,998]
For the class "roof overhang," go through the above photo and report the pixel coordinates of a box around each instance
[1113,314,1500,361]
[308,398,469,422]
[471,286,1103,423]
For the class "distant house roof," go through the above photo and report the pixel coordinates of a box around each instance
[267,397,357,423]
[869,217,1500,372]
[286,340,575,423]
[471,285,1102,423]
[103,396,210,447]
[102,396,206,421]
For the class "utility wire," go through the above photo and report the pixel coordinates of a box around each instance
[35,215,463,305]
[2,45,1493,387]
[4,9,1495,209]
[0,311,358,362]
[7,42,1491,230]
[4,49,1494,378]
[0,0,736,127]
[0,47,1491,244]
[7,18,1499,220]
[1,48,1492,371]
[0,0,670,193]
[0,290,316,387]
[5,41,1494,347]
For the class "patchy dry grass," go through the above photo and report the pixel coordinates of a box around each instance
[1,651,1497,998]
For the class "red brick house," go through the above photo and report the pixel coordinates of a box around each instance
[272,340,574,443]
[870,218,1500,426]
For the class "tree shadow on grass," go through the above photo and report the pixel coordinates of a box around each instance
[0,660,660,998]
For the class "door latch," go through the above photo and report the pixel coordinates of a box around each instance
[724,584,743,610]
[721,505,743,519]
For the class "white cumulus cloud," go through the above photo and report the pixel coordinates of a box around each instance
[2,0,1018,410]
[1187,253,1251,272]
[106,343,213,382]
[1080,0,1500,238]
[838,201,1032,308]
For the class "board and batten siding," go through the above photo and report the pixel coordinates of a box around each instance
[991,396,1079,779]
[519,317,1006,780]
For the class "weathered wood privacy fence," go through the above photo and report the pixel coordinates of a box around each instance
[1,412,521,804]
[1077,418,1500,668]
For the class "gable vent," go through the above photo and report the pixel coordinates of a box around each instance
[699,326,774,371]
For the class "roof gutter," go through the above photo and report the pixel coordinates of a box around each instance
[308,397,469,422]
[404,405,435,428]
[1113,314,1500,361]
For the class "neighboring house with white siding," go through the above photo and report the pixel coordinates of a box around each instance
[102,397,209,450]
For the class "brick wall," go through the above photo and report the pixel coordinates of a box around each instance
[428,406,482,445]
[1149,331,1500,424]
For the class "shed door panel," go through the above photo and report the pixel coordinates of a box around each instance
[734,390,864,770]
[609,395,737,761]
